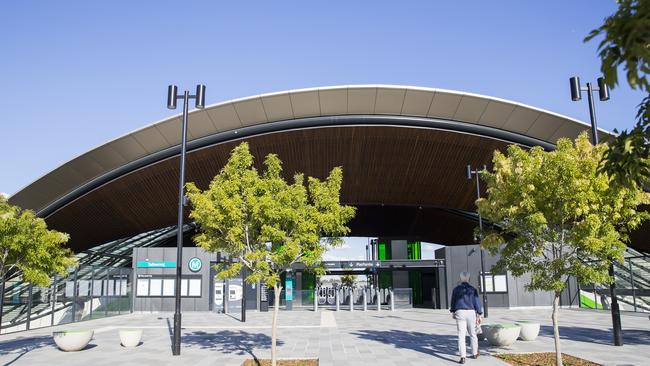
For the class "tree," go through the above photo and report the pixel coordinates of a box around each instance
[0,195,77,326]
[477,133,649,366]
[585,0,650,186]
[186,142,355,366]
[340,274,356,288]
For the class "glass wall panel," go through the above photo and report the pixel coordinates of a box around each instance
[1,278,28,333]
[76,266,94,321]
[28,285,53,330]
[53,271,76,326]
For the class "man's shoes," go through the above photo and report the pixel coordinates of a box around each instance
[472,353,479,359]
[459,357,466,364]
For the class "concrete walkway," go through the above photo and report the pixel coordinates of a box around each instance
[0,308,648,365]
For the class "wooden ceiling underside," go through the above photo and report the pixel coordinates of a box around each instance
[43,125,649,254]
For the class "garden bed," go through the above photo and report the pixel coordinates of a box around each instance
[495,352,600,366]
[242,359,318,366]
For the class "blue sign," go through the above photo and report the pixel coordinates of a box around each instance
[136,261,176,268]
[188,257,202,272]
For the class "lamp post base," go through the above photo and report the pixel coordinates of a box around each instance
[172,312,182,355]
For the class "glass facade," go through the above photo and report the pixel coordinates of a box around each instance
[0,224,191,334]
[579,249,650,313]
[0,265,132,334]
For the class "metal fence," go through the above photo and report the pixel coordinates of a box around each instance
[1,265,132,334]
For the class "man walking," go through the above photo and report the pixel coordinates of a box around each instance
[449,271,482,364]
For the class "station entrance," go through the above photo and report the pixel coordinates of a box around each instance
[209,240,448,313]
[292,258,446,310]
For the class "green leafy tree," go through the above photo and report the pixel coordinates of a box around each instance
[585,0,650,186]
[477,134,649,366]
[0,195,77,325]
[340,274,356,288]
[186,142,355,366]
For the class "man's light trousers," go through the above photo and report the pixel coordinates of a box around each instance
[454,309,478,358]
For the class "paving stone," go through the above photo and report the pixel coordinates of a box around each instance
[0,308,648,365]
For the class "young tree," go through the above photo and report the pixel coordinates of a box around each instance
[340,274,356,288]
[585,0,650,186]
[186,142,355,366]
[0,196,77,326]
[477,134,649,366]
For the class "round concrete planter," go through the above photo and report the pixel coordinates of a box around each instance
[481,323,521,347]
[515,320,540,341]
[53,329,94,352]
[119,329,143,347]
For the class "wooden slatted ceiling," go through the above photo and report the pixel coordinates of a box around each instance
[45,125,509,251]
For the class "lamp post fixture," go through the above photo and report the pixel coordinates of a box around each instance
[569,76,623,347]
[166,84,206,355]
[569,76,610,144]
[467,164,488,318]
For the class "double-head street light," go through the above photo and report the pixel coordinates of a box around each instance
[166,84,206,356]
[569,76,609,145]
[569,76,622,347]
[467,164,489,318]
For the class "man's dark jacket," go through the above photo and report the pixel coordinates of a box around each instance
[449,282,482,315]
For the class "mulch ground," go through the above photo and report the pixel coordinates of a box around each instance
[495,352,600,366]
[241,359,318,366]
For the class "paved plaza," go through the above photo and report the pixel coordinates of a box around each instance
[0,308,648,366]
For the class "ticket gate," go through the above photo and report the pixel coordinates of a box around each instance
[317,286,337,305]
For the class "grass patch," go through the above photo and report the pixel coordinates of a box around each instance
[241,359,318,366]
[495,352,600,366]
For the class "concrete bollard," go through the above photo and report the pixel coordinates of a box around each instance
[335,288,340,312]
[350,288,354,312]
[314,288,318,312]
[363,288,367,312]
[390,288,394,311]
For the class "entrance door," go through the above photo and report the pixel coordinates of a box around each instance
[421,272,437,308]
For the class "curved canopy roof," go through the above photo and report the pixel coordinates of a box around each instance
[10,84,602,216]
[11,84,636,252]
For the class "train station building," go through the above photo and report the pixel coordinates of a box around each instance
[4,85,649,333]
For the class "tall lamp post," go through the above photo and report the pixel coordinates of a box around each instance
[166,84,206,355]
[569,76,623,346]
[467,164,488,318]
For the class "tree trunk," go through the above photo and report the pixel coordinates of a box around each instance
[552,292,563,366]
[272,284,282,366]
[0,274,4,333]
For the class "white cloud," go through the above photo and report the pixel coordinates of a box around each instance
[0,192,8,199]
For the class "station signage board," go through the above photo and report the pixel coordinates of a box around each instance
[136,261,176,268]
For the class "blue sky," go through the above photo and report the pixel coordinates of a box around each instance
[0,1,645,196]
